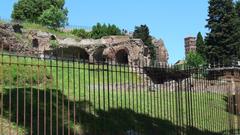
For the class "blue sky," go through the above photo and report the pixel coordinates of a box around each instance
[0,0,209,64]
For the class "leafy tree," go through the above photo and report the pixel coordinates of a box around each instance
[196,32,205,58]
[91,23,122,39]
[133,25,152,45]
[12,0,68,28]
[12,0,37,21]
[38,5,68,29]
[205,0,237,64]
[91,23,107,39]
[186,52,206,68]
[133,25,156,61]
[108,24,122,36]
[71,29,91,39]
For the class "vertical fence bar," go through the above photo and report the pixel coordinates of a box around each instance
[102,60,106,133]
[50,55,53,135]
[77,54,81,135]
[55,55,59,135]
[67,57,70,135]
[9,51,12,135]
[61,51,65,135]
[93,59,97,135]
[73,56,76,135]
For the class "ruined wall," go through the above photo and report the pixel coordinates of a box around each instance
[0,23,36,55]
[152,38,169,65]
[56,36,151,66]
[43,35,170,67]
[0,23,169,67]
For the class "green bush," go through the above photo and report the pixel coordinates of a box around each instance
[71,29,90,39]
[49,40,59,49]
[186,52,206,68]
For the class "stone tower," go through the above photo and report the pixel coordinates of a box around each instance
[184,37,196,56]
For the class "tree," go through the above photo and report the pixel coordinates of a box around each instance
[133,25,152,45]
[91,23,122,39]
[38,5,68,29]
[186,52,206,68]
[107,24,122,36]
[196,32,205,58]
[133,25,156,61]
[205,0,237,64]
[12,0,68,28]
[12,0,37,21]
[233,1,240,60]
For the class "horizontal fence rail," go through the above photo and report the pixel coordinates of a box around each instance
[0,51,239,135]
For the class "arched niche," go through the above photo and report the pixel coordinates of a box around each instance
[115,49,129,64]
[50,46,89,60]
[32,38,39,48]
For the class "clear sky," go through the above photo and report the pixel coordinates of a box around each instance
[0,0,209,64]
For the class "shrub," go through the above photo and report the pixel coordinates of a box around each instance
[71,29,90,39]
[49,40,59,49]
[186,52,206,68]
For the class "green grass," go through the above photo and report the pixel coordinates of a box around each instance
[21,22,78,39]
[0,54,236,135]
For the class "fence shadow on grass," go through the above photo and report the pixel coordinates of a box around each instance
[0,88,223,135]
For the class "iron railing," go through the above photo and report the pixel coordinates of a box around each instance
[0,52,239,135]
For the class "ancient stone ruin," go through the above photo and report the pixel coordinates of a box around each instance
[44,36,169,67]
[0,23,169,67]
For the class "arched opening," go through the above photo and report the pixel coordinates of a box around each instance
[115,49,128,64]
[32,38,39,48]
[93,46,106,62]
[49,46,89,60]
[50,35,56,40]
[143,47,149,56]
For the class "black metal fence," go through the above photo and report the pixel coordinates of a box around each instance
[0,52,239,135]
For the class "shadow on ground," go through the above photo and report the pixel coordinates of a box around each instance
[0,88,223,135]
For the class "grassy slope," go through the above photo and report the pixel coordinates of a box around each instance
[22,22,78,39]
[0,54,235,135]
